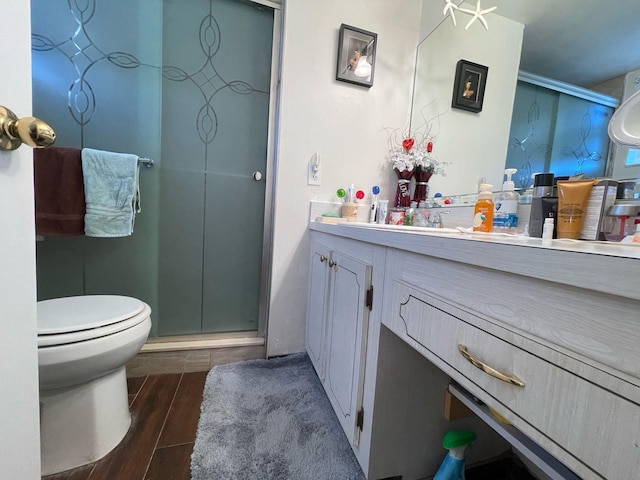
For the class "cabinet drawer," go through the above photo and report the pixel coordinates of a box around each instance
[384,280,640,480]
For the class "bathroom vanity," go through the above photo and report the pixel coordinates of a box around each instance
[305,222,640,480]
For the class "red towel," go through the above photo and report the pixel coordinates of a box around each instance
[34,146,85,236]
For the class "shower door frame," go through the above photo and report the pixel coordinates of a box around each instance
[254,0,282,340]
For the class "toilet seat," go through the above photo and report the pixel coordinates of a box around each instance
[38,295,150,347]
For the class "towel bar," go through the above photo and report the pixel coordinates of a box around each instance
[138,157,154,168]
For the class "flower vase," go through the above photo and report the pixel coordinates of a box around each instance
[394,168,414,207]
[412,167,433,203]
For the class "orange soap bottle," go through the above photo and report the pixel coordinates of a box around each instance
[473,184,494,232]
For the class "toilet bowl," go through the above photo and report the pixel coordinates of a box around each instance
[37,295,151,476]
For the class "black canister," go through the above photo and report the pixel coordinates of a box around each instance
[533,173,554,197]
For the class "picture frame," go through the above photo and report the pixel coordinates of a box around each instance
[336,24,377,88]
[451,59,489,113]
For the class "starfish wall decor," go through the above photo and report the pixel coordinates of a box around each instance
[444,0,497,31]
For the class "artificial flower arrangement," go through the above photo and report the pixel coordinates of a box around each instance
[385,126,448,207]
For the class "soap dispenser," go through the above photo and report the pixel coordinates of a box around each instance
[493,168,520,234]
[473,184,494,232]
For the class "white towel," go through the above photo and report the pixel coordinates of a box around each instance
[81,148,141,237]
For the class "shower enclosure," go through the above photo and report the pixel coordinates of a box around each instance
[31,0,278,337]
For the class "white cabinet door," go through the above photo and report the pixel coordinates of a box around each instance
[324,252,372,446]
[305,242,331,379]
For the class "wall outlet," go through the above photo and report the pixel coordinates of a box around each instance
[308,154,321,185]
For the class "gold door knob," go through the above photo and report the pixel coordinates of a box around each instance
[0,106,56,151]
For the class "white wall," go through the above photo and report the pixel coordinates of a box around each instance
[411,4,524,195]
[266,0,423,356]
[0,2,42,478]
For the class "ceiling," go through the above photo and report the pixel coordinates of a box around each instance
[489,0,640,89]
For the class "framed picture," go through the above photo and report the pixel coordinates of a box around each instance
[451,59,489,113]
[336,24,377,88]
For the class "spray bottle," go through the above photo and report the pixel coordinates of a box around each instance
[493,168,520,234]
[433,430,477,480]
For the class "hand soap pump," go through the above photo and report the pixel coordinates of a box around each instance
[493,168,520,234]
[473,184,494,232]
[433,430,477,480]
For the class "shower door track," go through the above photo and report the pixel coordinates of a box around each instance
[141,331,265,353]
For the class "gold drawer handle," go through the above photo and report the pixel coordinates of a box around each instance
[457,344,525,388]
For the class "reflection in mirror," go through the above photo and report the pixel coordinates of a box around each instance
[505,73,617,189]
[409,10,524,197]
[609,89,640,148]
[412,2,640,196]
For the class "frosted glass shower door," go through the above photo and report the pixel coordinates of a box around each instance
[158,0,274,335]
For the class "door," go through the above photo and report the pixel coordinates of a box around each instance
[158,0,274,335]
[305,241,332,379]
[30,0,276,336]
[324,252,372,446]
[0,3,42,478]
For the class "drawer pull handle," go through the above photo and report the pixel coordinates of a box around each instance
[457,344,525,388]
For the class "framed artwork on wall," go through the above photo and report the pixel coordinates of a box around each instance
[452,59,489,113]
[336,23,377,88]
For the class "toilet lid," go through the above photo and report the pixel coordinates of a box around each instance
[38,295,145,335]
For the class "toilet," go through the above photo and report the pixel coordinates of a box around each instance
[37,295,152,476]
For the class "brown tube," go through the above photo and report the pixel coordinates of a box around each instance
[556,180,596,239]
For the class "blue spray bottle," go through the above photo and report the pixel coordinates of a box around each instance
[433,430,476,480]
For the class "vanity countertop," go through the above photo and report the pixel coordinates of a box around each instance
[309,221,640,301]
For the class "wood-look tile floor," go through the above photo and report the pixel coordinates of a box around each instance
[42,371,208,480]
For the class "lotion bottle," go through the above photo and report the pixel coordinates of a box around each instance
[473,184,494,232]
[493,168,520,234]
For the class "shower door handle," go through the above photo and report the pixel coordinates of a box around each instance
[252,171,263,181]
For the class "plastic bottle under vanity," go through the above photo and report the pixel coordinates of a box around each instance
[493,168,520,234]
[473,184,494,232]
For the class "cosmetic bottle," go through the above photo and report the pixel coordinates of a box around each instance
[473,184,493,232]
[377,200,389,224]
[493,168,519,234]
[542,217,554,240]
[528,173,556,237]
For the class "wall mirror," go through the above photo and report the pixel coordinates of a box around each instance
[410,0,640,196]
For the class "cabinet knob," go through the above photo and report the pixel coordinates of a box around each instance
[319,255,327,263]
[328,260,337,268]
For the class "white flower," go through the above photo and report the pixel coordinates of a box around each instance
[385,143,448,176]
[385,147,416,172]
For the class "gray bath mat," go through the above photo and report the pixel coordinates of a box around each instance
[191,353,366,480]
